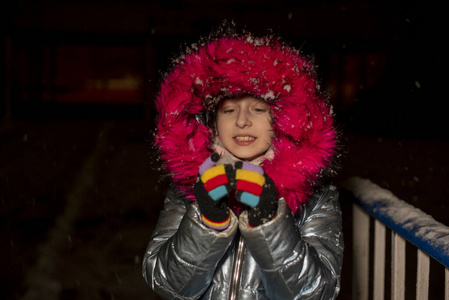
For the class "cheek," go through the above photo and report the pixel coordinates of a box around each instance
[216,118,229,136]
[259,123,274,145]
[264,117,274,137]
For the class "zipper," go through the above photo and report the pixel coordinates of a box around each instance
[229,231,246,300]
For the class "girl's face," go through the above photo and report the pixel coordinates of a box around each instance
[216,96,273,161]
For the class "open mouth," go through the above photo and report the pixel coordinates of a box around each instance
[234,136,255,142]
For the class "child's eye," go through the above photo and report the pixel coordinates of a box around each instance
[254,107,267,113]
[223,108,237,114]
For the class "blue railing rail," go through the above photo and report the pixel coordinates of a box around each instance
[343,176,449,269]
[342,177,449,300]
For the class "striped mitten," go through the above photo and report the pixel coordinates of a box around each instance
[234,161,277,227]
[194,153,235,230]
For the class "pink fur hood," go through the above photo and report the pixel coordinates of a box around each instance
[155,32,337,214]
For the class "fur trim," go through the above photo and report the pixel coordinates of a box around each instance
[155,30,336,214]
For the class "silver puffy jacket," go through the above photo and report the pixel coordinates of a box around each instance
[143,184,343,300]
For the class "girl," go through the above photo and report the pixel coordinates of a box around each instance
[143,26,343,300]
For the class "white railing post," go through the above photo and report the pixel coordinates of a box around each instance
[353,203,370,300]
[374,219,386,300]
[391,232,406,300]
[416,249,429,300]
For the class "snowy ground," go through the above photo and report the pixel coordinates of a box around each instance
[1,117,448,299]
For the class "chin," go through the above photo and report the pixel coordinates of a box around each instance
[234,152,261,161]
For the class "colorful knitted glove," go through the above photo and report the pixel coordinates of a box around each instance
[234,161,277,227]
[194,153,235,230]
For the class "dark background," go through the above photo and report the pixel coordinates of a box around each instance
[1,0,448,299]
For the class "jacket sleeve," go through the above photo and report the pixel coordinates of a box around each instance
[239,184,344,300]
[142,189,238,299]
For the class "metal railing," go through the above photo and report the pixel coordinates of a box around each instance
[343,177,449,300]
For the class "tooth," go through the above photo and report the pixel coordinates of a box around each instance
[236,136,254,141]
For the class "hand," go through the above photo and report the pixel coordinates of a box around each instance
[194,153,235,230]
[234,161,277,227]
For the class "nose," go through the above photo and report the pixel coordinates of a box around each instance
[236,109,252,128]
